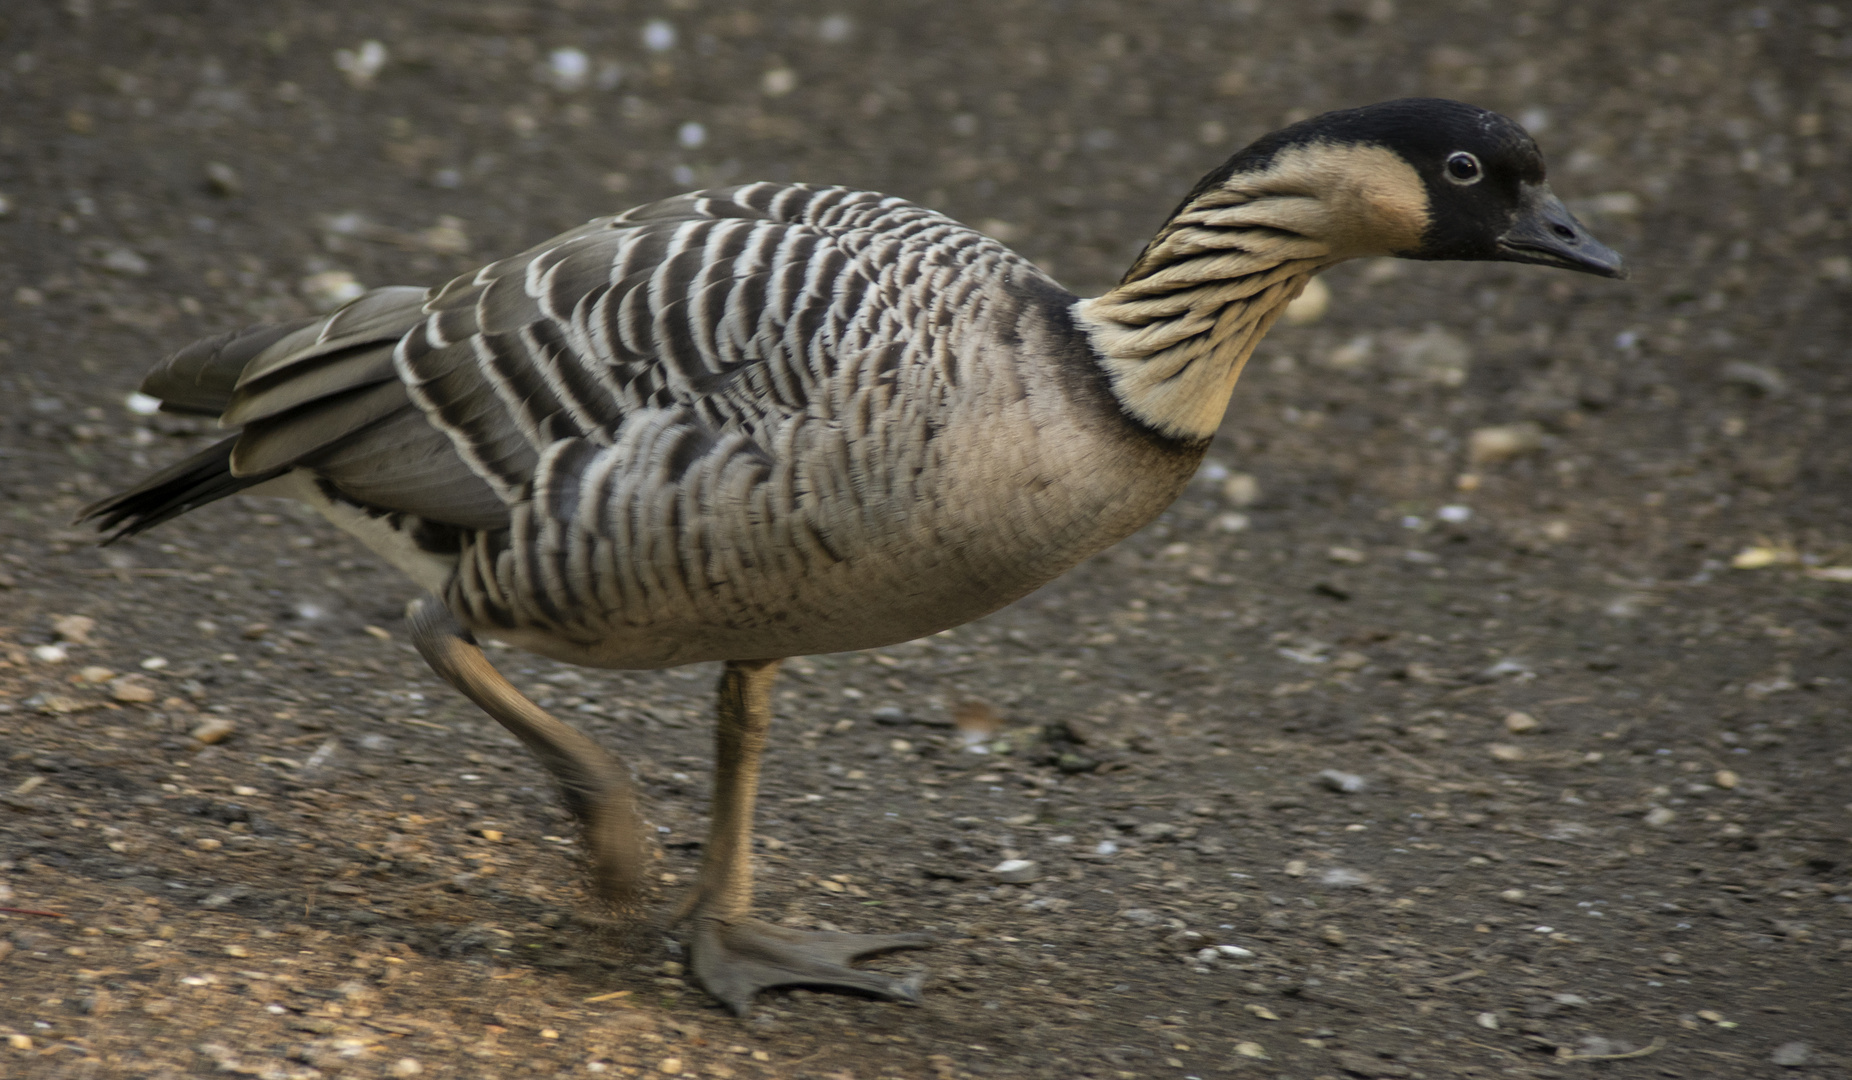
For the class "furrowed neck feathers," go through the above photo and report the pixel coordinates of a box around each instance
[1076,142,1429,441]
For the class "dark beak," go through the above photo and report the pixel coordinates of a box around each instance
[1497,183,1628,279]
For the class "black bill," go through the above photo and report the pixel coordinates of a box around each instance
[1497,183,1628,279]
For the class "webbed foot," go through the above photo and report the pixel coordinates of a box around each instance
[690,916,935,1016]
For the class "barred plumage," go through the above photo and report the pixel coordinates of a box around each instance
[84,100,1623,1015]
[319,181,1192,665]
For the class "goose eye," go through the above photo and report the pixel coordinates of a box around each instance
[1445,151,1482,185]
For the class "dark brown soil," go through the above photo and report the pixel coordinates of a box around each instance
[2,2,1850,1078]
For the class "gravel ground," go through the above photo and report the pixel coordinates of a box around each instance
[2,2,1850,1078]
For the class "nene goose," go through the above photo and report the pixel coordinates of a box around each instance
[85,98,1623,1015]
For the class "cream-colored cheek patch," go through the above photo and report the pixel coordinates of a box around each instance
[1222,142,1431,258]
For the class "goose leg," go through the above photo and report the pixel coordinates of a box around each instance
[406,597,647,908]
[688,658,935,1016]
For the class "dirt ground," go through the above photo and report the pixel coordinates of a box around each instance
[2,1,1850,1078]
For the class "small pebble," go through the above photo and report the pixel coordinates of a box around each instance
[390,1060,423,1078]
[1397,325,1470,386]
[101,247,151,276]
[762,67,797,96]
[1320,867,1370,888]
[1233,1041,1268,1059]
[1503,711,1538,734]
[224,944,248,958]
[191,718,237,745]
[203,162,242,196]
[1590,192,1642,216]
[1644,806,1677,827]
[417,217,469,256]
[1476,1011,1500,1029]
[1282,276,1330,325]
[1317,769,1365,793]
[77,665,115,683]
[1720,361,1785,396]
[1326,334,1373,371]
[112,678,158,704]
[1334,1050,1410,1077]
[641,19,676,51]
[1731,545,1789,570]
[1770,1041,1812,1067]
[991,858,1040,884]
[1476,657,1532,681]
[53,614,97,643]
[32,644,68,664]
[1283,859,1308,877]
[1714,769,1739,789]
[9,1034,33,1050]
[1221,472,1260,507]
[301,270,366,312]
[1319,925,1347,946]
[542,48,590,91]
[1468,422,1543,464]
[140,656,168,670]
[953,700,1001,746]
[1488,743,1525,762]
[334,40,389,88]
[337,980,377,1003]
[656,1058,683,1074]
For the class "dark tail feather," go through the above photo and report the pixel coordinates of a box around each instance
[77,436,282,544]
[143,318,319,417]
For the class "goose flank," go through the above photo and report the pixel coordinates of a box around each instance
[83,97,1624,1016]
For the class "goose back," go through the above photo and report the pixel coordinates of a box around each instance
[402,184,1206,665]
